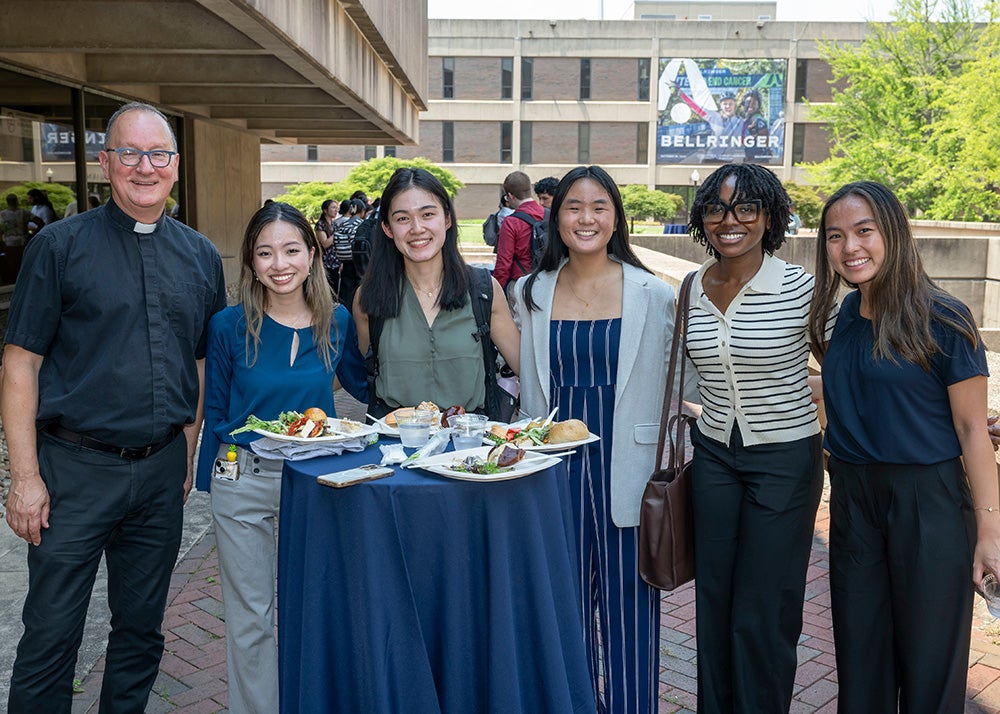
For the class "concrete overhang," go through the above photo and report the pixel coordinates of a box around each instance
[0,0,427,145]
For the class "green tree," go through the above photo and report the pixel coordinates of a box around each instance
[808,0,982,215]
[7,182,76,218]
[619,185,683,232]
[273,157,463,221]
[784,182,824,230]
[924,8,1000,220]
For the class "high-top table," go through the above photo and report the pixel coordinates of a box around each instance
[277,444,595,714]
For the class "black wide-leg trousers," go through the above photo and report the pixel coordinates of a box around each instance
[828,456,975,714]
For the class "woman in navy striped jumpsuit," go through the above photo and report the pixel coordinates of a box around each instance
[512,165,680,713]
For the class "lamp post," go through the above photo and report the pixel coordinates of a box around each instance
[688,168,700,221]
[45,167,53,183]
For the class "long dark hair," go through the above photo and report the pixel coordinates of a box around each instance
[358,167,468,319]
[522,165,649,311]
[688,163,789,260]
[808,181,981,368]
[238,202,336,369]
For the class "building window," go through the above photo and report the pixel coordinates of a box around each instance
[443,57,455,99]
[364,145,377,160]
[520,122,533,164]
[521,58,533,100]
[384,145,396,157]
[578,123,590,164]
[638,58,651,102]
[306,145,318,162]
[500,122,513,163]
[791,124,806,164]
[501,58,513,100]
[636,123,648,164]
[795,59,808,101]
[580,59,591,100]
[443,122,454,163]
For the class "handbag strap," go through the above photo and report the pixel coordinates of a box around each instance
[653,271,696,474]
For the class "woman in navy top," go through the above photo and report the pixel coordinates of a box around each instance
[195,202,367,714]
[809,181,998,713]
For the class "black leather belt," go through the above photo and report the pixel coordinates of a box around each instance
[44,424,179,460]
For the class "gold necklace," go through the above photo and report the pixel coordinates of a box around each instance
[410,278,442,299]
[565,273,607,308]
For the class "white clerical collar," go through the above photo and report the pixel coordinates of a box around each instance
[133,221,157,234]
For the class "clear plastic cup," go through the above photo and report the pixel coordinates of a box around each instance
[395,408,434,448]
[981,573,1000,618]
[450,413,489,451]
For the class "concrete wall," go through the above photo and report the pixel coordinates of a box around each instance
[187,119,261,288]
[632,222,1000,334]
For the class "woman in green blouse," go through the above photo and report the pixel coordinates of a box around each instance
[353,167,519,417]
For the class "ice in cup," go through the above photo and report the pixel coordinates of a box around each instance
[450,413,489,451]
[981,573,1000,618]
[395,407,434,448]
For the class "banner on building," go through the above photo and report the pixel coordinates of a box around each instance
[42,123,106,161]
[656,58,786,165]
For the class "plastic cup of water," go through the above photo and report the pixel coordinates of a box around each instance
[981,573,1000,618]
[395,408,434,448]
[450,413,489,451]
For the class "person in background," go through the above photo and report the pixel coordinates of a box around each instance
[314,198,341,293]
[809,181,999,713]
[787,199,802,236]
[25,188,56,237]
[512,165,679,713]
[493,170,545,291]
[335,198,366,308]
[0,194,29,283]
[685,163,834,713]
[354,167,519,417]
[196,201,366,714]
[3,101,226,712]
[533,176,559,209]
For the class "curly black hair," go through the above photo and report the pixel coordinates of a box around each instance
[688,163,790,260]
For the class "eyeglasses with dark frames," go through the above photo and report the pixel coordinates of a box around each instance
[104,147,177,168]
[702,198,762,225]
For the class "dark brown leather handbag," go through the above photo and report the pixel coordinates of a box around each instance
[638,271,696,591]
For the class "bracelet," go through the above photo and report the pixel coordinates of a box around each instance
[976,506,999,513]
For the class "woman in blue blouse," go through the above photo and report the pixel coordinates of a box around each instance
[195,202,367,714]
[809,182,999,713]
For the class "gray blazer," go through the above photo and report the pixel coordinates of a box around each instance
[511,260,676,528]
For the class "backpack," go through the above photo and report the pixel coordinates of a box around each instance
[365,266,518,422]
[510,208,549,274]
[482,212,501,248]
[352,210,379,278]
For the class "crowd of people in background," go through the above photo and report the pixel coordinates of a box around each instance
[3,102,1000,713]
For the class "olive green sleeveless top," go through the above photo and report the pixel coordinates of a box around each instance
[375,283,486,411]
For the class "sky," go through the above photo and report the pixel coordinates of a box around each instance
[427,0,897,22]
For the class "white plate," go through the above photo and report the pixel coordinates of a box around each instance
[369,415,441,438]
[414,446,561,482]
[253,418,377,443]
[484,425,600,452]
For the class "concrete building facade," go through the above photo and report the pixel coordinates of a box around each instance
[261,14,860,219]
[0,0,427,288]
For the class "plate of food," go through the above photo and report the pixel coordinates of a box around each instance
[485,418,599,452]
[369,402,470,437]
[414,444,561,482]
[232,408,377,444]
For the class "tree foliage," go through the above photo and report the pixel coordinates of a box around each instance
[808,0,984,216]
[273,157,463,221]
[619,185,684,230]
[6,182,77,218]
[783,182,824,229]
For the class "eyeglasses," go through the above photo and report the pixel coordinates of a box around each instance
[104,147,177,168]
[702,198,762,225]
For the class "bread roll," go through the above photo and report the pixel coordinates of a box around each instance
[547,419,589,444]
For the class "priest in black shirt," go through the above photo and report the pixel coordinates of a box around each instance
[3,102,226,713]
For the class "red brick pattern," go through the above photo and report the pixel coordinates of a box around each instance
[74,479,1000,712]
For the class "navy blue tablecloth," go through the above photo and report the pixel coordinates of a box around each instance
[277,445,595,714]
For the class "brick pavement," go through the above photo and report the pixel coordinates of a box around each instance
[70,387,1000,712]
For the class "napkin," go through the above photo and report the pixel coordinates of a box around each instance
[250,436,366,461]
